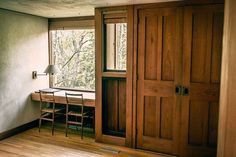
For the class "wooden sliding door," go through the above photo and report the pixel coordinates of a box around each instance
[137,7,183,154]
[136,4,223,156]
[180,5,223,157]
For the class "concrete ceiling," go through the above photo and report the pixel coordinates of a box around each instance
[0,0,179,18]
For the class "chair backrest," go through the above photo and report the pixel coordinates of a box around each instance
[39,90,55,103]
[65,92,84,106]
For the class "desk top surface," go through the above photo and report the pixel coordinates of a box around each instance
[34,88,95,100]
[32,89,96,107]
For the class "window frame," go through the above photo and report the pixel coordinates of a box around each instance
[48,16,95,92]
[103,13,128,73]
[104,22,127,72]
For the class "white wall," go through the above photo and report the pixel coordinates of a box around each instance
[0,9,48,133]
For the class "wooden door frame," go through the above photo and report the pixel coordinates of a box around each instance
[95,6,126,146]
[217,0,236,157]
[95,5,134,147]
[95,0,226,152]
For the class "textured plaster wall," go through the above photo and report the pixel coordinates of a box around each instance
[0,9,48,133]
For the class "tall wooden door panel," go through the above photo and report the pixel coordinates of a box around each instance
[137,7,183,155]
[181,5,223,157]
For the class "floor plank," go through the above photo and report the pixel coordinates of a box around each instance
[0,127,175,157]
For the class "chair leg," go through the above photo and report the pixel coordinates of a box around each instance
[66,104,68,137]
[81,125,83,139]
[76,116,79,131]
[39,118,42,132]
[65,124,68,137]
[52,113,55,136]
[65,115,68,137]
[52,121,54,136]
[81,117,83,139]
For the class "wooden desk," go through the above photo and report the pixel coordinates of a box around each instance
[31,90,95,107]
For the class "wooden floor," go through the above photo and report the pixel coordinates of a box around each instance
[0,127,175,157]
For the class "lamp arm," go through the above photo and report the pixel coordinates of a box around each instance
[37,73,47,76]
[32,71,47,79]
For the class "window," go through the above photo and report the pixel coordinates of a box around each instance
[105,23,127,71]
[50,28,95,91]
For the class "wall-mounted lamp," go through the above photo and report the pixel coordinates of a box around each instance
[32,64,60,79]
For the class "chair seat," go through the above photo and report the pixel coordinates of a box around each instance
[42,108,63,113]
[67,111,87,117]
[41,117,53,122]
[67,121,82,125]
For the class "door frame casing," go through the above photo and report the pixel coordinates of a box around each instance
[95,5,134,147]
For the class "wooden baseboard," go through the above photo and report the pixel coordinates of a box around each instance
[0,119,38,140]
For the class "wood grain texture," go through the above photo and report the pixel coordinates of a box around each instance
[190,12,212,83]
[188,101,209,146]
[137,6,182,155]
[125,5,134,148]
[161,15,175,81]
[208,102,219,147]
[102,72,126,78]
[102,79,126,135]
[211,13,224,83]
[0,120,37,140]
[144,16,158,80]
[181,4,223,157]
[133,1,184,151]
[31,91,95,107]
[95,8,103,143]
[143,96,158,137]
[160,97,173,140]
[95,5,133,147]
[94,2,224,156]
[0,128,175,157]
[217,0,236,157]
[119,80,126,132]
[105,80,119,131]
[49,17,95,30]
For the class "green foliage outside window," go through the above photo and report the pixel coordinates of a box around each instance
[51,29,95,91]
[116,23,127,70]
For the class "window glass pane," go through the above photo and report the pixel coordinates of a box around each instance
[51,29,95,90]
[106,23,127,71]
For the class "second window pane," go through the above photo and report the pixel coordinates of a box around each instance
[106,23,127,71]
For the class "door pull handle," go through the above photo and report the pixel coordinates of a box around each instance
[182,86,189,96]
[175,85,182,95]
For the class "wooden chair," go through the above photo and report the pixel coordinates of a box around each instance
[39,90,63,135]
[65,92,86,139]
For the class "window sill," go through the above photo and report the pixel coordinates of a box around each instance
[50,87,95,93]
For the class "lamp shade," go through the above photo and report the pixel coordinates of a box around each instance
[44,64,60,75]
